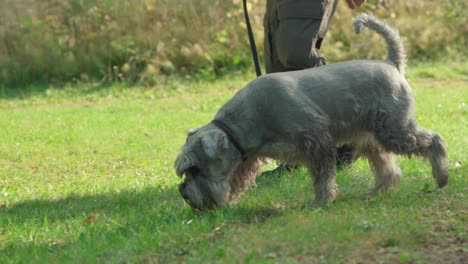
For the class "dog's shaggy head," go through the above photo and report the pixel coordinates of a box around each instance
[174,124,261,210]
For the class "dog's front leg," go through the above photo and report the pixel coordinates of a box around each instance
[310,162,337,208]
[304,135,338,208]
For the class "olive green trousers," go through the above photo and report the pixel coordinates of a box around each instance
[263,0,334,73]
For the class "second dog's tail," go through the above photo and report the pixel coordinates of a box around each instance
[353,14,406,75]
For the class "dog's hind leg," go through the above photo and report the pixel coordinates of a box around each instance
[359,142,402,197]
[375,122,449,188]
[412,129,449,188]
[428,133,449,187]
[304,134,338,207]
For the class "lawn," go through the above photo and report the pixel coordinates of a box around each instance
[0,63,467,263]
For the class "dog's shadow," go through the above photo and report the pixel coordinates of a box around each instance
[2,168,377,258]
[0,82,117,100]
[1,184,290,257]
[2,173,423,260]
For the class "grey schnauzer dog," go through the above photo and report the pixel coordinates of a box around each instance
[175,14,449,210]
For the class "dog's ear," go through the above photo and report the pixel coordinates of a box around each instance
[185,127,200,143]
[175,153,197,177]
[201,131,228,159]
[187,127,200,137]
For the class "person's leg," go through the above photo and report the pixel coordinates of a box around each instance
[276,14,358,170]
[276,18,323,70]
[264,0,288,73]
[336,145,359,169]
[263,0,273,73]
[262,1,357,175]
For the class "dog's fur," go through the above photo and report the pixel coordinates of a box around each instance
[175,14,449,210]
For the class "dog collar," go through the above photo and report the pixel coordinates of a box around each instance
[211,120,247,161]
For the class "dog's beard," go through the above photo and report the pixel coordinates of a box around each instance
[179,175,231,210]
[177,156,264,210]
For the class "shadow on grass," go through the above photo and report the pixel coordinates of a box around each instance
[1,186,179,224]
[0,82,119,100]
[1,170,461,262]
[2,185,287,226]
[1,184,287,260]
[0,70,240,101]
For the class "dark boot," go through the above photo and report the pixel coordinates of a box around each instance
[261,164,297,176]
[336,144,359,170]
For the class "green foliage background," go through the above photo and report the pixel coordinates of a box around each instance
[0,0,466,87]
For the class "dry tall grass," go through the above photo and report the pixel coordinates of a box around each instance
[0,0,466,87]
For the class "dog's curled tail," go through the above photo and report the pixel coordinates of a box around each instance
[353,13,406,75]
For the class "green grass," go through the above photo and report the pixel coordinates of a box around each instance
[0,63,467,263]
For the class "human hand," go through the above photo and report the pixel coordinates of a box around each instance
[345,0,366,9]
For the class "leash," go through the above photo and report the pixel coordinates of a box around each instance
[242,0,337,75]
[315,0,338,49]
[242,0,262,77]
